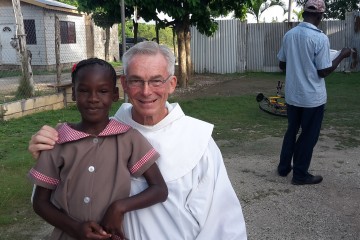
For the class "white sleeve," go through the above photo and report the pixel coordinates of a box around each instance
[185,138,247,240]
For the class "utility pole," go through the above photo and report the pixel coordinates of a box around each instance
[55,14,61,86]
[12,0,35,97]
[120,0,128,102]
[120,0,126,59]
[288,0,292,23]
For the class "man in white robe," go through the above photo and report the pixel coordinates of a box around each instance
[28,41,247,240]
[117,102,246,239]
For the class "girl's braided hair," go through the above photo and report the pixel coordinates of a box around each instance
[71,58,117,86]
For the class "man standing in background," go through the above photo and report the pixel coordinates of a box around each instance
[277,0,352,185]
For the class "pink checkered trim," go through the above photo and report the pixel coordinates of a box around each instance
[57,119,131,144]
[99,120,131,136]
[29,168,59,186]
[130,148,157,174]
[57,124,89,144]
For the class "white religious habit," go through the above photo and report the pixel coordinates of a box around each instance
[114,102,247,240]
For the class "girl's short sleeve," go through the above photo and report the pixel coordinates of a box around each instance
[127,129,160,177]
[27,146,63,190]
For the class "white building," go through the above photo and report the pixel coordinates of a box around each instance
[0,0,119,70]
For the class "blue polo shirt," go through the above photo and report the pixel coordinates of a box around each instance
[277,22,332,107]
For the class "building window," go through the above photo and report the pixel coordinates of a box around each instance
[24,19,37,45]
[60,21,76,44]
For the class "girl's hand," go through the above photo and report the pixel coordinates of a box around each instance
[76,221,112,240]
[100,201,126,240]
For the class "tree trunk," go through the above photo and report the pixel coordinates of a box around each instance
[55,15,61,86]
[155,20,159,43]
[133,19,138,44]
[176,24,187,88]
[12,0,35,97]
[172,27,177,61]
[184,22,192,80]
[104,27,110,61]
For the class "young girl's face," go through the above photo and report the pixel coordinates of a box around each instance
[73,66,119,125]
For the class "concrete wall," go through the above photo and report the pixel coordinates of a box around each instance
[0,93,65,121]
[86,15,120,61]
[0,75,124,121]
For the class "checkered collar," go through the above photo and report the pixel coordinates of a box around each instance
[57,119,131,144]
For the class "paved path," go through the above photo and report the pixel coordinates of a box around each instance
[0,73,72,93]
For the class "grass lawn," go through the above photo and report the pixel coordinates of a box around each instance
[0,69,73,79]
[178,72,360,147]
[0,72,359,238]
[110,61,122,68]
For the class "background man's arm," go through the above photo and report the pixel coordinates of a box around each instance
[318,48,352,78]
[279,61,286,71]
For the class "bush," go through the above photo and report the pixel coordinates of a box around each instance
[15,75,34,99]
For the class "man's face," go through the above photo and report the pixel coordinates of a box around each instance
[121,53,177,125]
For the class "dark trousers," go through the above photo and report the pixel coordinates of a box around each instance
[278,104,325,180]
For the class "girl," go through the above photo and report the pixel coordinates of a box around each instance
[28,58,167,240]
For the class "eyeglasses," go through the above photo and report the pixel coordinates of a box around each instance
[126,75,172,88]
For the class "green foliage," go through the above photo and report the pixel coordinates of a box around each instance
[246,0,285,23]
[296,0,360,20]
[137,23,156,40]
[15,76,34,99]
[158,27,175,47]
[76,0,133,28]
[119,21,136,40]
[119,21,175,47]
[156,0,247,36]
[292,9,304,22]
[74,0,248,37]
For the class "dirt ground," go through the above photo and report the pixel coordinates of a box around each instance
[4,73,360,240]
[174,74,360,240]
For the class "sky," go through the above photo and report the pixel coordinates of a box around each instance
[216,0,302,23]
[138,0,303,24]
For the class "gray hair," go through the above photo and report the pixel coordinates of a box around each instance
[122,41,175,76]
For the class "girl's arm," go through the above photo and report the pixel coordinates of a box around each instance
[33,186,111,240]
[100,162,168,238]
